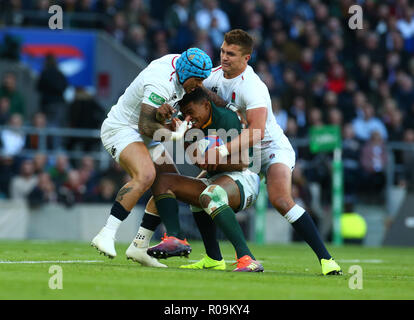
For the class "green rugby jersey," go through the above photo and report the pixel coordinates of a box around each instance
[201,102,242,139]
[197,102,253,173]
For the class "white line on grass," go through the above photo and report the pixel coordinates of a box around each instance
[336,259,384,263]
[0,260,104,264]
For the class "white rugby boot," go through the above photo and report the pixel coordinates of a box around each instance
[91,227,117,259]
[126,241,167,268]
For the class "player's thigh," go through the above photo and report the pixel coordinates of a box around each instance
[210,175,241,211]
[153,149,179,175]
[266,162,295,214]
[119,142,156,184]
[155,173,207,207]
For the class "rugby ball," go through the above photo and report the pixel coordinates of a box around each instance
[197,135,224,155]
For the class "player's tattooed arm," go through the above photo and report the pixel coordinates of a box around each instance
[138,103,173,141]
[200,86,227,107]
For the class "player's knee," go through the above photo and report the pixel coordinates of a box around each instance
[132,167,156,191]
[199,185,229,215]
[269,194,294,215]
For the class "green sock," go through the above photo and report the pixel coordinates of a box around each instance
[211,205,255,260]
[154,194,183,239]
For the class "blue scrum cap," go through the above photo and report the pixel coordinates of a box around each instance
[176,48,212,84]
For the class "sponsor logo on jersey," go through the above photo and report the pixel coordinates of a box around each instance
[211,86,218,93]
[149,92,166,105]
[269,153,275,159]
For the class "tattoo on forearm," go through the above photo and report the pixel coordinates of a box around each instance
[201,87,227,107]
[138,104,172,141]
[116,186,133,202]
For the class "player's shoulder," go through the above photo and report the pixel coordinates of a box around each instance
[242,66,266,86]
[142,54,179,86]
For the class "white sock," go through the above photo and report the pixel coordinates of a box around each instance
[104,215,122,237]
[284,204,305,223]
[133,227,154,248]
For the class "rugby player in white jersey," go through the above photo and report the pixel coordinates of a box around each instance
[201,29,342,275]
[91,48,212,267]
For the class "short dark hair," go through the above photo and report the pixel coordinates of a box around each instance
[178,87,209,110]
[224,29,253,55]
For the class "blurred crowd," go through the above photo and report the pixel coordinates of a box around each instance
[1,0,414,209]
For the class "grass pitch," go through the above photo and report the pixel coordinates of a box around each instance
[0,240,413,300]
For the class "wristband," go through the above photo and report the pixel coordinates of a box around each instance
[225,102,238,113]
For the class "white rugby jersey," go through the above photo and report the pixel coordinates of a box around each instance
[203,65,284,144]
[106,54,185,128]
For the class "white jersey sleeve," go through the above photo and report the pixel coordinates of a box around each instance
[142,84,169,108]
[240,78,269,111]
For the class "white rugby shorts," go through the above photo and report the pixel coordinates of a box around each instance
[250,134,296,176]
[100,118,165,163]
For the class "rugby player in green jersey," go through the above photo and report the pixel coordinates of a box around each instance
[128,87,264,272]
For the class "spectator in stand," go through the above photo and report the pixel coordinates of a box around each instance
[394,73,414,115]
[58,169,86,207]
[271,96,288,132]
[337,80,357,123]
[87,178,117,203]
[123,24,150,62]
[124,0,148,27]
[307,107,324,128]
[0,156,14,198]
[352,103,388,142]
[354,54,371,93]
[27,172,57,209]
[165,0,194,53]
[342,123,362,200]
[36,54,68,130]
[404,101,414,130]
[396,7,414,40]
[386,109,405,142]
[195,0,230,52]
[0,72,24,117]
[108,11,128,44]
[48,154,70,189]
[288,95,308,137]
[67,87,104,152]
[360,131,388,196]
[309,73,327,110]
[327,108,343,127]
[25,112,53,151]
[33,152,48,174]
[265,47,285,94]
[326,62,346,94]
[1,113,25,157]
[78,155,99,195]
[0,96,10,125]
[9,159,38,200]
